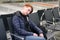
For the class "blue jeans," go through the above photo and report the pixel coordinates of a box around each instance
[25,36,45,40]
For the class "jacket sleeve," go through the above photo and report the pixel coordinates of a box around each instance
[29,19,43,34]
[12,16,33,36]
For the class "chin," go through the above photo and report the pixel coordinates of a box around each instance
[24,13,28,15]
[23,14,27,16]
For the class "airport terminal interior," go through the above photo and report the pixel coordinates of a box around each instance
[0,0,60,40]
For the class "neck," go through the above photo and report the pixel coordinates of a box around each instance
[20,10,27,16]
[21,9,25,14]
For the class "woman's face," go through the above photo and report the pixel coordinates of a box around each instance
[22,6,32,15]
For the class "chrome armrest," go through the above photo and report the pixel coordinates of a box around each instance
[10,33,24,40]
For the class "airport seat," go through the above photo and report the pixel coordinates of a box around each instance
[52,7,60,25]
[44,8,54,26]
[52,7,60,21]
[0,14,24,40]
[52,7,60,32]
[29,12,47,39]
[0,16,7,40]
[44,7,60,31]
[6,14,24,40]
[44,8,54,24]
[44,8,60,40]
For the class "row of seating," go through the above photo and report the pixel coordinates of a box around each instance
[29,7,60,40]
[0,7,60,40]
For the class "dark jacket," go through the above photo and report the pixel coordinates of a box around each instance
[12,11,43,36]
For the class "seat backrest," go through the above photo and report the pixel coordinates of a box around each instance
[0,16,7,40]
[1,14,15,33]
[1,15,9,31]
[37,9,45,20]
[29,12,40,26]
[6,13,25,40]
[6,14,15,33]
[44,8,53,22]
[6,14,15,40]
[52,7,59,18]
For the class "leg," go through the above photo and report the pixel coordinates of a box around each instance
[25,36,45,40]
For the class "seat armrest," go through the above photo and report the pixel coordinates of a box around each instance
[10,33,24,40]
[55,18,60,21]
[46,21,53,24]
[46,31,56,40]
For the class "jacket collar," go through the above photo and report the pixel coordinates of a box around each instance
[16,11,29,18]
